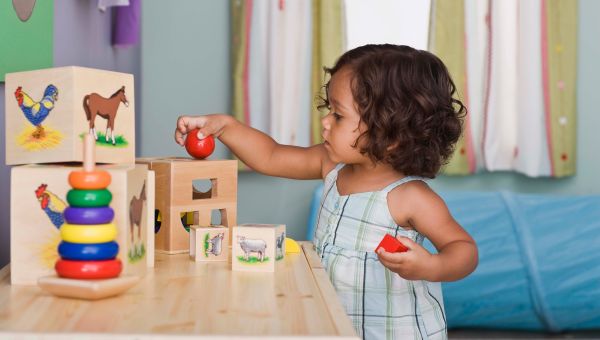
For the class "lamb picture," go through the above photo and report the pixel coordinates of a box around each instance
[236,235,268,263]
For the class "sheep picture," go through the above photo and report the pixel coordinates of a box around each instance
[236,235,268,262]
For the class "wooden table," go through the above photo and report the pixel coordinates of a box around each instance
[0,242,357,339]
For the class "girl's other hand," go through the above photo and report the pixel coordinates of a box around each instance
[376,236,440,281]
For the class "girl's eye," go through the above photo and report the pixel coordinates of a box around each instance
[332,112,342,121]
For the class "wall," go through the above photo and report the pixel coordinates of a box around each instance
[0,1,140,267]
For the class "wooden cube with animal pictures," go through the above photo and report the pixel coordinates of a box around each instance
[4,66,135,165]
[136,157,238,254]
[10,163,154,285]
[232,224,286,273]
[189,225,229,262]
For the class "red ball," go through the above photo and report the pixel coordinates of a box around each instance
[185,129,215,159]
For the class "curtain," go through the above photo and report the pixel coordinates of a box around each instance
[310,0,345,144]
[231,0,314,150]
[429,0,476,175]
[430,0,578,177]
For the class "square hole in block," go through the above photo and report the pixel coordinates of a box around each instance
[183,209,228,230]
[192,179,217,199]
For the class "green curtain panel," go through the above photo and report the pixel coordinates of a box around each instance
[230,0,252,170]
[310,0,345,145]
[231,0,250,124]
[428,0,475,175]
[543,0,578,177]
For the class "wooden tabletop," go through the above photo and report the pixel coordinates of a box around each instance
[0,242,357,339]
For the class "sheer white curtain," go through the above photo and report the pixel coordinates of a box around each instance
[344,0,431,51]
[243,0,312,147]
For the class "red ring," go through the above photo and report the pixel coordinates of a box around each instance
[55,259,122,279]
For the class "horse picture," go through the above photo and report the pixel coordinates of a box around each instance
[83,86,129,145]
[128,181,147,262]
[129,181,146,245]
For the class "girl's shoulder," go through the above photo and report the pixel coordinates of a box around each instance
[387,179,437,206]
[386,179,445,225]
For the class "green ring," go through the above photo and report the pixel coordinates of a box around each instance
[67,189,112,207]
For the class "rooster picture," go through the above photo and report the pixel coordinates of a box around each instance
[35,184,66,229]
[14,85,59,139]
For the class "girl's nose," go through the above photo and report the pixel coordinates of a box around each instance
[321,113,331,130]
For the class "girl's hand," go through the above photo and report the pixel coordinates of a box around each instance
[174,114,230,146]
[376,236,440,281]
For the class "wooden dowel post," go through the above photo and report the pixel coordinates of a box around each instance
[83,134,95,172]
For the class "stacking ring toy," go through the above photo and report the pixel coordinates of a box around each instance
[60,223,117,244]
[67,189,112,207]
[55,259,122,279]
[63,206,114,225]
[58,241,119,261]
[68,170,111,190]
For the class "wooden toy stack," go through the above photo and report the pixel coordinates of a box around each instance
[38,136,139,299]
[137,157,237,254]
[6,66,154,288]
[56,135,121,280]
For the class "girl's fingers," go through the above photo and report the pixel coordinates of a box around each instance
[174,127,185,145]
[174,116,189,145]
[177,116,190,133]
[377,248,407,263]
[396,236,416,250]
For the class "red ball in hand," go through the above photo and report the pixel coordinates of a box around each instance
[185,129,215,159]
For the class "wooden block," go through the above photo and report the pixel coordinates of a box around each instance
[137,157,238,254]
[10,164,153,285]
[375,234,408,253]
[145,170,156,268]
[189,225,229,262]
[38,275,139,300]
[232,224,286,273]
[5,66,135,165]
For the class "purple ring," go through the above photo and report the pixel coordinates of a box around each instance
[63,206,114,225]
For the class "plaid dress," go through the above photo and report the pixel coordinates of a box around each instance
[313,164,447,340]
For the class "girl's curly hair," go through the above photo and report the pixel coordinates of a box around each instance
[320,44,466,178]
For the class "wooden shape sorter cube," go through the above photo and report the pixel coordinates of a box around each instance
[10,164,154,285]
[232,224,286,273]
[5,66,135,165]
[136,157,238,254]
[189,225,229,262]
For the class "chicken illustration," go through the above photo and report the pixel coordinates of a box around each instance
[14,85,59,139]
[35,184,66,229]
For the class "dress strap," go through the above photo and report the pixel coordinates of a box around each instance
[323,163,345,184]
[381,176,427,194]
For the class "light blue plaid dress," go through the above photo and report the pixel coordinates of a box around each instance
[313,164,447,340]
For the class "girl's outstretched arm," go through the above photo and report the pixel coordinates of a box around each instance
[175,114,332,179]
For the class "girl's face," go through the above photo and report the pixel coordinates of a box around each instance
[321,67,368,165]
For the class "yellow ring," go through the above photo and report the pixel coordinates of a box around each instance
[60,223,117,244]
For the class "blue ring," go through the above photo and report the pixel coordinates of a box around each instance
[58,241,119,261]
[63,206,114,225]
